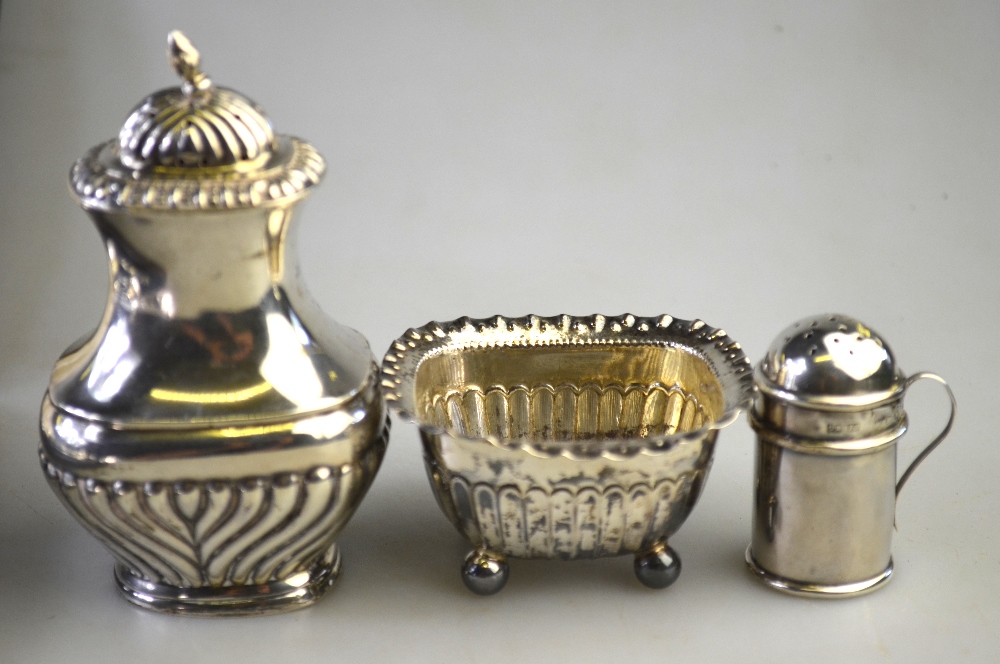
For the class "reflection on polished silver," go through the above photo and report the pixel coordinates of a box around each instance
[462,549,510,595]
[382,314,753,593]
[745,546,893,598]
[40,31,387,615]
[634,542,682,589]
[747,314,956,598]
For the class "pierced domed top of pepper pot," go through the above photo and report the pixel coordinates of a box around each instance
[755,314,905,409]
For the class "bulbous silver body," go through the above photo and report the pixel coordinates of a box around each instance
[39,33,387,615]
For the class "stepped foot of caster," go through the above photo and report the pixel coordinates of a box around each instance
[461,548,509,595]
[114,544,341,615]
[634,542,681,589]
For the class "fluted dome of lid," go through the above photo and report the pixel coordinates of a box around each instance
[756,314,906,407]
[70,31,324,211]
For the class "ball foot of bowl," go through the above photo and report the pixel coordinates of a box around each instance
[114,544,342,616]
[634,542,682,589]
[461,548,509,595]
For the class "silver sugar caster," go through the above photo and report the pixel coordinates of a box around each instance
[745,314,956,597]
[39,32,388,615]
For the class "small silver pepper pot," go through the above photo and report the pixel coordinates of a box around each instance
[39,32,387,615]
[745,314,955,597]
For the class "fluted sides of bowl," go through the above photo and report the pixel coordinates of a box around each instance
[423,430,716,559]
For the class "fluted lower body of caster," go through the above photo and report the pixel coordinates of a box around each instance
[461,548,509,595]
[114,543,342,616]
[634,542,681,589]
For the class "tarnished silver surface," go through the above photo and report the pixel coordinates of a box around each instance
[382,314,753,593]
[747,314,956,597]
[39,32,387,615]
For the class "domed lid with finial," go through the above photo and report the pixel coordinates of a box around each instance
[71,31,324,211]
[756,314,906,409]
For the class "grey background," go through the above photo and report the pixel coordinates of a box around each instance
[1,1,997,662]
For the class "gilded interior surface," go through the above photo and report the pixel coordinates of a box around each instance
[413,345,723,441]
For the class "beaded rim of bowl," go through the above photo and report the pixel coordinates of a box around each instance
[381,313,754,459]
[69,31,325,212]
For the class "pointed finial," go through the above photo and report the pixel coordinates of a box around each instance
[167,30,212,95]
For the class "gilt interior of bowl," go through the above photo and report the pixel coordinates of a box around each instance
[382,315,754,448]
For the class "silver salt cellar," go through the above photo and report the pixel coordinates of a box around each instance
[382,314,753,594]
